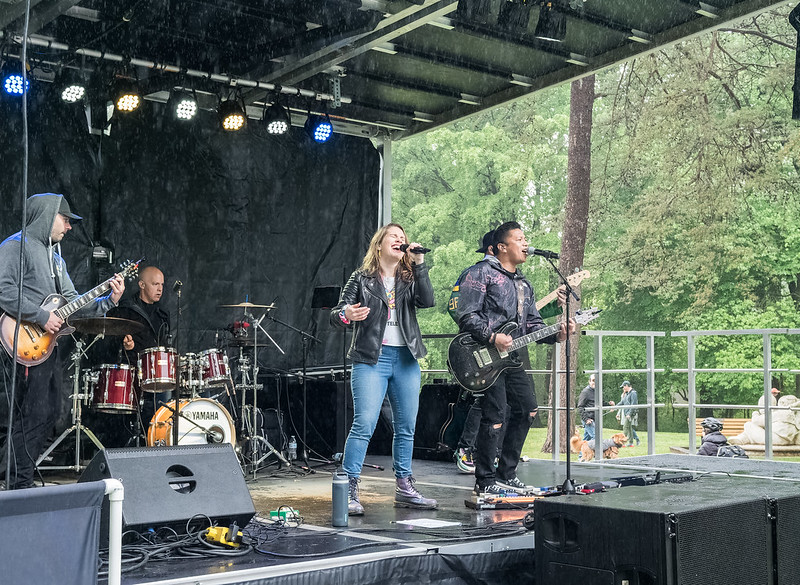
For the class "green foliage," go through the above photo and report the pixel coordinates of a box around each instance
[393,8,800,417]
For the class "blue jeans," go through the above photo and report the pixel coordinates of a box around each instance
[342,346,421,479]
[583,420,595,441]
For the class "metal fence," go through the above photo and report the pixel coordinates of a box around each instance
[421,328,800,461]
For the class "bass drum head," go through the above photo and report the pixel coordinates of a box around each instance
[147,398,236,447]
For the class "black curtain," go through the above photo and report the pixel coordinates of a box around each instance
[0,90,379,376]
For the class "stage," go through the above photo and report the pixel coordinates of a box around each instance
[8,452,800,585]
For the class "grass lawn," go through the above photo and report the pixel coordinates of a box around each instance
[521,427,800,463]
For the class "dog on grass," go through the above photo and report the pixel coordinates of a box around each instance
[570,431,628,462]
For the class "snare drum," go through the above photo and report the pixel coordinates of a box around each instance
[147,398,236,447]
[92,364,137,414]
[199,348,229,387]
[138,347,176,392]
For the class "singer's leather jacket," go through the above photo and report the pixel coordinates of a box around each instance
[331,262,434,365]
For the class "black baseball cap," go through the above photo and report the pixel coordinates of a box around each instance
[476,230,495,254]
[59,198,83,221]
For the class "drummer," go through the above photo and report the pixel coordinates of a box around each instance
[109,265,171,429]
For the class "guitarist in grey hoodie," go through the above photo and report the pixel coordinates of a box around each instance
[0,193,125,489]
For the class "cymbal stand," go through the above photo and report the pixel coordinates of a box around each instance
[36,335,104,472]
[239,312,289,479]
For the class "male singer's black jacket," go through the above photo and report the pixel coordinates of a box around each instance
[331,262,434,365]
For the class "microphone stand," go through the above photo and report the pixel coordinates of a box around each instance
[264,313,324,467]
[543,257,579,494]
[171,282,183,446]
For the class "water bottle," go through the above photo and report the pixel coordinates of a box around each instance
[288,436,297,461]
[332,469,349,527]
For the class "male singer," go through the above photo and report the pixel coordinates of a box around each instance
[455,221,571,496]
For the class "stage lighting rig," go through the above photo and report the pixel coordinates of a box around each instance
[305,113,333,143]
[497,0,534,33]
[534,1,567,42]
[219,97,247,131]
[2,61,29,96]
[263,100,291,135]
[113,77,141,113]
[168,88,198,121]
[58,68,87,103]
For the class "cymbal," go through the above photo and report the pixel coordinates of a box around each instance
[72,317,145,336]
[218,302,275,309]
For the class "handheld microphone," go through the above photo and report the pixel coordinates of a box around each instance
[173,280,183,292]
[399,243,431,254]
[526,247,560,260]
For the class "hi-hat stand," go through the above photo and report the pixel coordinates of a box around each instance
[36,335,104,472]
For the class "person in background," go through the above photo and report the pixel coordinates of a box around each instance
[577,374,615,441]
[332,223,437,515]
[617,380,640,446]
[697,417,728,456]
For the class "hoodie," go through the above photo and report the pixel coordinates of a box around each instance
[0,193,116,327]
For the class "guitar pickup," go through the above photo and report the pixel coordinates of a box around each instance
[474,348,492,368]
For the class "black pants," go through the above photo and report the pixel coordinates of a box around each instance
[458,396,508,454]
[4,347,62,489]
[474,367,537,488]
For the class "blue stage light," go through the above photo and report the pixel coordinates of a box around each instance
[305,114,333,143]
[3,73,29,96]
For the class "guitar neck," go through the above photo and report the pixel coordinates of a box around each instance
[509,322,561,352]
[54,278,112,320]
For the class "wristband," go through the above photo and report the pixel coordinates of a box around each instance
[339,306,351,325]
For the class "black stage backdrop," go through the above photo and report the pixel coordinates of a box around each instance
[0,93,380,377]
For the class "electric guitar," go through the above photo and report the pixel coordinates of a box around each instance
[0,259,141,366]
[535,270,590,312]
[447,307,601,393]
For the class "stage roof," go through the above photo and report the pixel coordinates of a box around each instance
[0,0,793,139]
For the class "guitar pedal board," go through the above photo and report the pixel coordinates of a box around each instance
[466,492,543,510]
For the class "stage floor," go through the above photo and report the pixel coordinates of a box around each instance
[36,453,800,584]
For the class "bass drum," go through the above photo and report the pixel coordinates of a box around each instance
[147,398,236,447]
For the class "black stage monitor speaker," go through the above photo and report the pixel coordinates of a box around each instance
[535,481,774,585]
[79,444,255,538]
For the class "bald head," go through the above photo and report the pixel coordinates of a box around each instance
[139,266,164,304]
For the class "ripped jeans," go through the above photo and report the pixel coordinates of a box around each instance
[474,366,537,488]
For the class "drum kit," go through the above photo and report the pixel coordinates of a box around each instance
[36,301,290,475]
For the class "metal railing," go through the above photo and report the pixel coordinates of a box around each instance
[419,329,800,461]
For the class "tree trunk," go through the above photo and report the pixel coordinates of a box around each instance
[542,74,595,454]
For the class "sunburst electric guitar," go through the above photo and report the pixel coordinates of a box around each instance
[0,259,141,366]
[447,307,601,393]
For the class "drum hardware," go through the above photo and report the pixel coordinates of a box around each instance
[228,309,294,478]
[36,334,105,472]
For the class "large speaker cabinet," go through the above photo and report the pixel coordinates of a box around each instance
[535,481,776,585]
[79,444,255,538]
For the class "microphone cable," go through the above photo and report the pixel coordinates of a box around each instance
[4,0,33,491]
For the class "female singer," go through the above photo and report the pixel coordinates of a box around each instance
[332,223,436,515]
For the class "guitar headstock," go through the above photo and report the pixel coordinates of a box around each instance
[118,257,144,281]
[566,270,590,287]
[575,307,602,326]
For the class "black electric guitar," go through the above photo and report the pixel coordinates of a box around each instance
[0,259,141,366]
[447,307,601,393]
